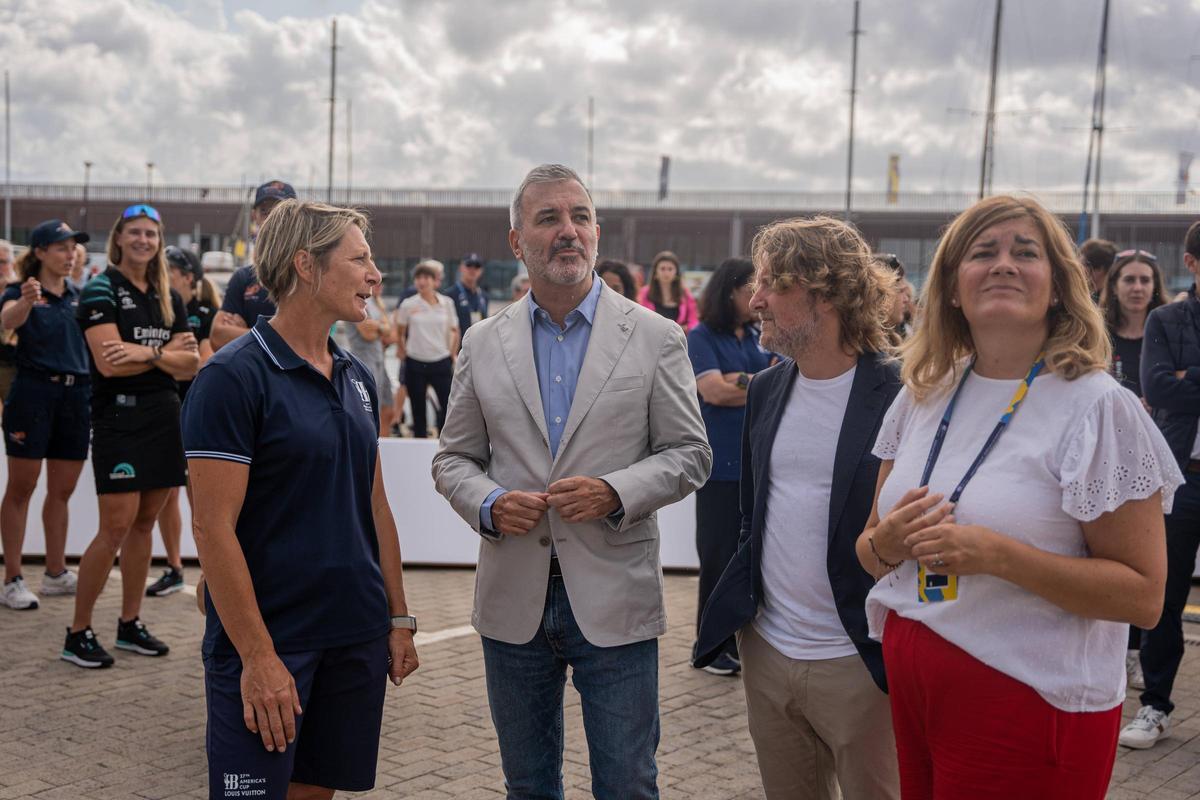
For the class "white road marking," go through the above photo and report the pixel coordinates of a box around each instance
[414,624,475,646]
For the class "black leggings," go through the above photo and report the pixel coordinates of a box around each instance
[404,357,453,438]
[694,479,741,660]
[1138,472,1200,714]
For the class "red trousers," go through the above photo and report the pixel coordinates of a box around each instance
[883,612,1121,800]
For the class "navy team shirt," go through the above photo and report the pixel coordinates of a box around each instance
[181,317,389,656]
[1,282,90,376]
[220,265,277,327]
[687,322,773,482]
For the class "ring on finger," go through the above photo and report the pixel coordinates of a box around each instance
[932,552,946,567]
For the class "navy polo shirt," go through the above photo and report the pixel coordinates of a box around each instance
[1,282,90,376]
[444,281,488,333]
[220,265,276,327]
[687,322,773,482]
[181,317,389,656]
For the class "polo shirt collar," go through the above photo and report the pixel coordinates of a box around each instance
[251,316,350,371]
[527,272,602,327]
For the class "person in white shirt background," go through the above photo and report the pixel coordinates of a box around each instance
[857,194,1181,800]
[395,260,458,439]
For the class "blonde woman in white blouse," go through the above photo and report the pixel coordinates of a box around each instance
[855,195,1181,800]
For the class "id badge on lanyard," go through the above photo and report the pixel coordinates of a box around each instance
[916,356,1044,603]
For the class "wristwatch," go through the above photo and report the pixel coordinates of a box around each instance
[390,615,418,633]
[735,372,750,390]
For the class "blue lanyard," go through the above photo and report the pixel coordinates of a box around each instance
[919,356,1046,503]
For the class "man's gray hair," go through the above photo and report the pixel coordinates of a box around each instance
[0,239,11,256]
[510,164,593,230]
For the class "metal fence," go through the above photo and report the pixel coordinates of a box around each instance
[6,183,1199,215]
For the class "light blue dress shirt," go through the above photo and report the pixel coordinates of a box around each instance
[480,275,603,531]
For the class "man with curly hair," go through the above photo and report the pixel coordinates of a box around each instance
[696,216,901,800]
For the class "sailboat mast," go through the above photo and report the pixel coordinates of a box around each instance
[844,0,861,222]
[980,0,1003,199]
[1091,0,1110,239]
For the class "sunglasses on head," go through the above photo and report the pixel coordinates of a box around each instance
[1116,249,1157,262]
[122,204,161,223]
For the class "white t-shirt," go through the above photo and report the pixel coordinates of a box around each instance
[866,368,1182,712]
[754,364,860,661]
[397,293,457,362]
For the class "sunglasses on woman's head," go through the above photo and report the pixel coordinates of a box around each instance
[122,204,161,223]
[1115,249,1156,262]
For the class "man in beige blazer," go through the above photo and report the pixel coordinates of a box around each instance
[433,164,711,799]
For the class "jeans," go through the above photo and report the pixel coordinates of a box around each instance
[1139,470,1200,714]
[480,575,660,800]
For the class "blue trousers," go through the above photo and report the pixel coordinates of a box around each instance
[480,574,660,800]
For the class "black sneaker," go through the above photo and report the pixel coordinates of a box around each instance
[145,566,184,597]
[115,617,170,656]
[701,653,742,677]
[61,626,115,669]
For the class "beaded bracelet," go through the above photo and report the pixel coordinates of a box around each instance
[868,534,903,572]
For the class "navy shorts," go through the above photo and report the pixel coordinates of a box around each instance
[2,372,90,460]
[204,634,389,799]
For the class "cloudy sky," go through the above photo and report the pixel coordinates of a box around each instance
[4,0,1200,194]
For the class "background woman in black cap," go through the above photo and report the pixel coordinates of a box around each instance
[0,220,92,612]
[62,204,199,668]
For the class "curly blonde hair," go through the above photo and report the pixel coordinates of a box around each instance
[750,215,897,356]
[901,195,1109,400]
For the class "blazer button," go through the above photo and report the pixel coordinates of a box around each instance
[539,536,551,546]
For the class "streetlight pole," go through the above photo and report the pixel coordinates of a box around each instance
[146,162,155,201]
[82,160,92,233]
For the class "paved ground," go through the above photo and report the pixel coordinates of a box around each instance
[2,566,1199,799]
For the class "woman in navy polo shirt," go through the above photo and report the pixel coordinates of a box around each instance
[62,204,199,669]
[0,220,92,611]
[182,200,418,800]
[688,257,773,676]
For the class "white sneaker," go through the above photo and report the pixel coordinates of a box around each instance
[1,576,39,610]
[1126,650,1145,691]
[1119,706,1170,749]
[41,569,78,596]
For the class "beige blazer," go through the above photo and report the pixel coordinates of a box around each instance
[432,281,712,647]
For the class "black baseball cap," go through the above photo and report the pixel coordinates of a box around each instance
[254,180,297,208]
[30,219,90,249]
[462,253,483,268]
[165,245,203,281]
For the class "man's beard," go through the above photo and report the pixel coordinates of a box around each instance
[761,299,822,360]
[523,239,595,286]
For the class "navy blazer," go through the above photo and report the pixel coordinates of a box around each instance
[694,351,900,691]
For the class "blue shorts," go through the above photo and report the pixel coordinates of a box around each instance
[2,372,90,461]
[204,634,389,799]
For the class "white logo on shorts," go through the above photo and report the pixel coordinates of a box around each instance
[222,772,267,796]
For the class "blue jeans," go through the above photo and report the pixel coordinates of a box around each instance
[481,574,660,800]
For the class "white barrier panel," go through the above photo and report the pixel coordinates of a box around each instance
[12,438,701,570]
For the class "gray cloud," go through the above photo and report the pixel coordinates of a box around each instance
[2,0,1199,195]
